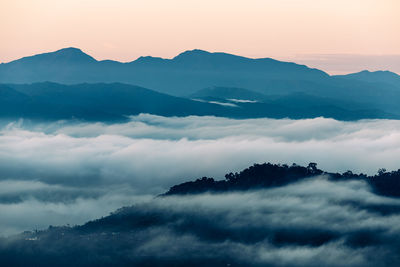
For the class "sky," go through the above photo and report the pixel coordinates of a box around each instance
[1,0,399,74]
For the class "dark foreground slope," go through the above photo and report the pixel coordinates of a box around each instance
[2,163,400,266]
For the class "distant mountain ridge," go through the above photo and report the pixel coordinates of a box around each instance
[2,48,400,120]
[0,82,396,121]
[334,70,400,87]
[0,47,329,95]
[0,82,232,121]
[9,47,97,64]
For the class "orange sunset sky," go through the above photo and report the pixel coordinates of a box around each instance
[1,0,399,74]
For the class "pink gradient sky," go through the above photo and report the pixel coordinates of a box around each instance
[1,0,399,74]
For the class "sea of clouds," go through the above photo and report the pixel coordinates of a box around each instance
[1,114,400,235]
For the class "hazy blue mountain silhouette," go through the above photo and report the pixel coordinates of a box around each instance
[2,48,400,100]
[0,82,396,121]
[0,48,329,95]
[335,70,400,87]
[2,48,400,119]
[189,86,398,120]
[0,82,237,121]
[11,47,96,64]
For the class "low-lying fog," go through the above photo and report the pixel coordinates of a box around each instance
[1,114,400,235]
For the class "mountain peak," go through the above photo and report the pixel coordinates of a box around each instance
[179,49,210,56]
[364,70,396,75]
[50,47,96,62]
[133,55,166,64]
[171,49,254,67]
[336,69,400,87]
[11,47,96,65]
[350,70,399,78]
[173,49,211,60]
[55,47,84,54]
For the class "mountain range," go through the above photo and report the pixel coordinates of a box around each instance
[1,48,400,121]
[0,48,328,96]
[0,82,395,121]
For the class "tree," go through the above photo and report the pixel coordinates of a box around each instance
[378,168,387,176]
[307,162,317,173]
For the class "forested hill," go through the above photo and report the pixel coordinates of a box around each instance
[164,162,400,197]
[2,162,400,266]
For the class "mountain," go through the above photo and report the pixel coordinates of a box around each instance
[335,70,400,87]
[0,48,99,86]
[0,48,329,96]
[188,86,397,120]
[2,48,400,120]
[0,82,396,121]
[9,47,96,65]
[3,49,400,101]
[0,84,33,117]
[0,82,235,121]
[163,162,400,197]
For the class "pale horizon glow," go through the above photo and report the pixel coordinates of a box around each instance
[1,0,400,74]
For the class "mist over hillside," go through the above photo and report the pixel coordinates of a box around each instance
[2,162,400,266]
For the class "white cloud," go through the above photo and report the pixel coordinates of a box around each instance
[1,114,400,235]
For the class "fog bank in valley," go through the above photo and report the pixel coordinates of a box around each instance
[1,114,400,235]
